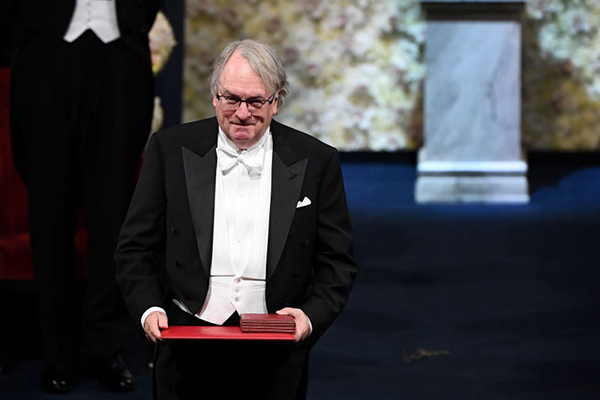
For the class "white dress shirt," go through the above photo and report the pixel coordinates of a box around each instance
[64,0,121,43]
[196,127,273,324]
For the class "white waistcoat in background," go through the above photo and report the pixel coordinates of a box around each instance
[64,0,121,43]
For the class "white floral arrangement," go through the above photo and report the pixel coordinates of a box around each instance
[149,11,177,135]
[150,11,177,75]
[184,0,425,151]
[524,0,600,150]
[527,0,600,100]
[184,0,600,151]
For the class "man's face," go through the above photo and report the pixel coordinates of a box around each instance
[213,51,279,150]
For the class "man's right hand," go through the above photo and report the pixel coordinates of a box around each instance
[143,311,169,343]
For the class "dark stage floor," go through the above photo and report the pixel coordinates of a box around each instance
[1,158,600,399]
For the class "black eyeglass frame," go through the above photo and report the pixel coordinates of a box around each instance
[215,89,278,111]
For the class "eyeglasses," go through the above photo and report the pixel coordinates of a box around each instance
[216,91,277,112]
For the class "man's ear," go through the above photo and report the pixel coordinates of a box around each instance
[272,93,279,115]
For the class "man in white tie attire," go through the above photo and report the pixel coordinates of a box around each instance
[115,39,357,399]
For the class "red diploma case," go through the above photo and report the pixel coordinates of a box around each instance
[161,326,295,341]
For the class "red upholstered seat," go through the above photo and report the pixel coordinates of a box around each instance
[0,68,87,280]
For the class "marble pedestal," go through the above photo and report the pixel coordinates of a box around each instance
[416,1,529,203]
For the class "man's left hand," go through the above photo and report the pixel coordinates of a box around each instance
[276,307,311,342]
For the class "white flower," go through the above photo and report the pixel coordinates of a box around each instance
[149,11,177,75]
[183,0,427,150]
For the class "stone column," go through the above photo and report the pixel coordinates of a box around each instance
[416,0,529,203]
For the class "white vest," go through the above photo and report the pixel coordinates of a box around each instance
[196,128,273,325]
[64,0,121,43]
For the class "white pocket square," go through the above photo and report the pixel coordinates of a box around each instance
[296,196,312,208]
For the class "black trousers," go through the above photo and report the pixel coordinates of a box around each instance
[10,30,153,368]
[153,304,309,400]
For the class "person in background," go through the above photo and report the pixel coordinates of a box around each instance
[8,0,159,393]
[115,39,358,399]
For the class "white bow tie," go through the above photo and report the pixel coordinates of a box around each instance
[217,146,264,177]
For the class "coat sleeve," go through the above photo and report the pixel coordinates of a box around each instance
[301,149,358,346]
[115,134,168,323]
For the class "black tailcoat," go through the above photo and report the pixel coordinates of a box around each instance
[115,117,357,398]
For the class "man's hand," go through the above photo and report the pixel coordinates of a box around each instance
[144,311,169,343]
[276,307,311,342]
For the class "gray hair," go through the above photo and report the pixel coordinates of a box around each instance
[209,39,290,105]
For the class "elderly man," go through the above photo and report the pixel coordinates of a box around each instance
[115,39,357,399]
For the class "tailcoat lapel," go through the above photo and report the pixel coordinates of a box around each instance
[267,122,307,279]
[182,120,219,276]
